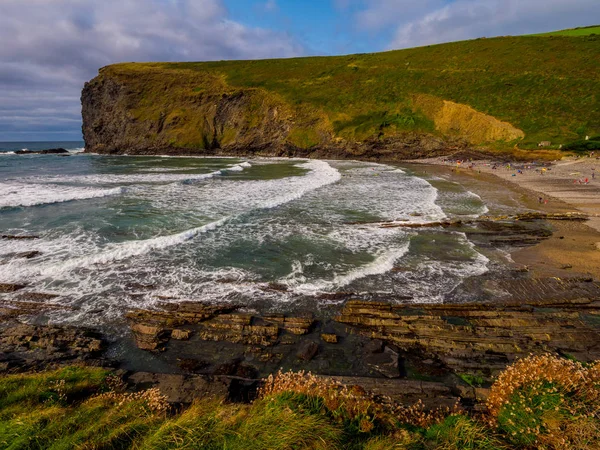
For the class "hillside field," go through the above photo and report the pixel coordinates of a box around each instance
[84,30,600,155]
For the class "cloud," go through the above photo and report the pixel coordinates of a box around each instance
[0,0,303,141]
[374,0,600,49]
[261,0,279,13]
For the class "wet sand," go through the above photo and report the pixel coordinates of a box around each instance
[407,156,600,280]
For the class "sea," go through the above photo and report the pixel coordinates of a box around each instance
[0,141,506,327]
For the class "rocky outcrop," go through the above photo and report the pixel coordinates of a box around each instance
[0,322,104,372]
[413,94,525,144]
[81,64,467,159]
[126,302,315,351]
[335,292,600,380]
[14,148,69,155]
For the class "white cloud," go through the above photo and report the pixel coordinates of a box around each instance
[0,0,303,140]
[262,0,279,12]
[382,0,600,49]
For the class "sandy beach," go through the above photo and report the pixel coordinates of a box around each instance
[412,155,600,279]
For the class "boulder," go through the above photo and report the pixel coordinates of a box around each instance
[296,341,319,361]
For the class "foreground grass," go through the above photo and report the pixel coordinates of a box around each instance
[0,355,599,449]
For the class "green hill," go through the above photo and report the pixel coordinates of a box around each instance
[82,33,600,158]
[533,24,600,37]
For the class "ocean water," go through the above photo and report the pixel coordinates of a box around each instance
[0,142,494,326]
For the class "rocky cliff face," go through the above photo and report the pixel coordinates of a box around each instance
[81,64,468,159]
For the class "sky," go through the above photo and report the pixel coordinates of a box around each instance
[0,0,598,142]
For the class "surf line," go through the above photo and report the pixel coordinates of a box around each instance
[29,160,341,278]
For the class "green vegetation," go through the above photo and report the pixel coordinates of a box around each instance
[1,355,599,449]
[533,25,600,37]
[458,373,485,387]
[96,31,600,153]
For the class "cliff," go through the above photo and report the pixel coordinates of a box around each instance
[82,33,600,158]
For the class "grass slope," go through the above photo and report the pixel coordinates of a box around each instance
[534,25,600,37]
[103,33,600,151]
[1,356,599,449]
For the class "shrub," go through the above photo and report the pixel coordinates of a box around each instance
[423,414,506,450]
[487,354,600,448]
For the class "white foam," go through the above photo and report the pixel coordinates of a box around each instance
[26,163,249,186]
[67,148,85,154]
[287,242,411,296]
[0,151,15,156]
[3,160,341,283]
[0,182,124,208]
[333,244,410,287]
[222,164,245,172]
[37,217,230,278]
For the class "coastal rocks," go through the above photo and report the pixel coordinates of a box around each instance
[14,148,69,155]
[321,333,338,343]
[126,302,315,351]
[324,375,459,410]
[335,294,600,381]
[126,372,233,404]
[364,346,401,378]
[0,298,62,318]
[1,251,42,261]
[296,341,319,361]
[0,323,104,372]
[0,235,40,240]
[0,283,26,293]
[380,212,589,229]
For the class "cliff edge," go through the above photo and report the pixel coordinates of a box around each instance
[82,34,599,158]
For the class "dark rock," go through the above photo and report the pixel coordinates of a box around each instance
[323,375,459,410]
[1,235,39,240]
[0,283,26,293]
[126,372,232,404]
[16,292,59,302]
[365,346,401,378]
[2,251,42,260]
[14,148,68,155]
[213,359,258,379]
[177,358,208,373]
[262,282,288,292]
[364,339,384,354]
[335,294,600,382]
[316,292,355,300]
[0,322,105,372]
[296,341,319,361]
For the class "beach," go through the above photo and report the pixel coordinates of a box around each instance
[412,155,600,279]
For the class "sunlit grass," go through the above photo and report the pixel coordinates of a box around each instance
[0,355,599,448]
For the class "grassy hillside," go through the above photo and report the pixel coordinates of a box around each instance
[534,25,600,37]
[2,355,599,449]
[87,33,600,155]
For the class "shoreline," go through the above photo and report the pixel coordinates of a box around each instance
[409,156,600,280]
[2,151,600,412]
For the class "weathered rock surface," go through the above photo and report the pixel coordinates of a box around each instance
[335,292,600,380]
[0,283,26,293]
[126,371,258,403]
[0,323,104,372]
[81,65,468,159]
[296,341,319,361]
[126,302,315,351]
